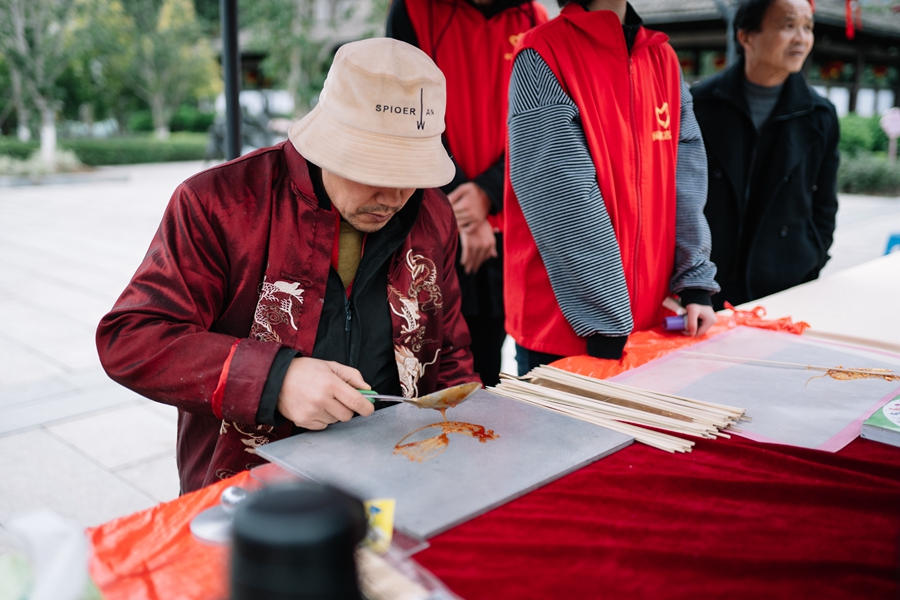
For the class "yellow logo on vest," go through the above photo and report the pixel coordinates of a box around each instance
[505,33,524,61]
[652,102,672,141]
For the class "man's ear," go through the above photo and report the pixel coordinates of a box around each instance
[736,28,753,55]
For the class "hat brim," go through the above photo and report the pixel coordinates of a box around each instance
[288,105,455,189]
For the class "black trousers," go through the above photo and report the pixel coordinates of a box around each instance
[515,344,563,377]
[464,314,507,387]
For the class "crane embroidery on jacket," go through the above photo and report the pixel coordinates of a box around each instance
[222,277,305,452]
[250,278,305,343]
[389,250,443,398]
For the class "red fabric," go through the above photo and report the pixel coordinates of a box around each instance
[89,471,258,600]
[88,321,900,599]
[504,6,682,356]
[846,0,855,39]
[405,0,547,232]
[210,339,240,419]
[96,141,476,494]
[416,436,900,599]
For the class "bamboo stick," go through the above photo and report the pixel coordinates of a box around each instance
[493,364,749,454]
[680,351,897,377]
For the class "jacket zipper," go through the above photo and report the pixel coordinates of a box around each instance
[344,295,353,357]
[628,58,642,304]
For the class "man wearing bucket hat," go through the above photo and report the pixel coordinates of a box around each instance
[97,38,480,494]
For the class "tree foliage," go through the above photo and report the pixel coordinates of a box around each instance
[0,0,83,159]
[115,0,221,138]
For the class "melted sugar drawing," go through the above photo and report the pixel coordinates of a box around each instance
[393,407,498,463]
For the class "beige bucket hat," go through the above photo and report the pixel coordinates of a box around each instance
[289,38,455,189]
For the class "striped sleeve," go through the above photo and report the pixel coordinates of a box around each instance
[671,72,720,297]
[508,49,633,342]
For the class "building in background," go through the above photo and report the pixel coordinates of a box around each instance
[632,0,900,116]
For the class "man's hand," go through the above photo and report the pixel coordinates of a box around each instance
[459,219,497,275]
[277,357,374,430]
[684,303,717,337]
[447,182,491,232]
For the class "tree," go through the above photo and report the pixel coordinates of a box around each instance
[119,0,221,138]
[0,0,81,162]
[240,0,360,118]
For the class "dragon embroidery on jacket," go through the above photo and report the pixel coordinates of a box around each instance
[219,420,276,454]
[250,278,305,343]
[389,250,443,398]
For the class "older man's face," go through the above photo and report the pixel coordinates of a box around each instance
[321,169,416,233]
[742,0,814,75]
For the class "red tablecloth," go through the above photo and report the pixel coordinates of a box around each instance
[89,320,900,599]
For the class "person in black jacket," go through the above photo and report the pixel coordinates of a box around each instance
[692,0,839,310]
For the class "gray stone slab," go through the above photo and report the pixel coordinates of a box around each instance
[0,338,68,389]
[115,453,180,504]
[0,385,143,435]
[27,333,102,372]
[259,390,633,539]
[47,403,176,470]
[0,169,129,187]
[0,376,74,410]
[0,429,156,529]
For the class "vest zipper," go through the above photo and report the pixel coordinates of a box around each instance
[628,58,643,305]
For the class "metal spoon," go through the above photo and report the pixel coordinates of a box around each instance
[359,382,481,410]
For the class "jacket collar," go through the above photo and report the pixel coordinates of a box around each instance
[281,139,424,238]
[712,57,819,124]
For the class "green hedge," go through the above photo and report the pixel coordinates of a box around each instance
[0,133,207,165]
[839,113,890,156]
[838,151,900,196]
[127,106,215,133]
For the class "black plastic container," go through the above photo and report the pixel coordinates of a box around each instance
[230,482,367,600]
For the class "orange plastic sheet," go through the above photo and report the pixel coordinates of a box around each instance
[551,305,808,378]
[86,308,807,600]
[88,470,259,600]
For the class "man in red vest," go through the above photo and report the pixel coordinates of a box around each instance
[388,0,548,386]
[506,0,720,374]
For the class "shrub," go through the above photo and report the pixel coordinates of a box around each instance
[170,105,215,133]
[127,110,154,132]
[839,113,873,157]
[0,133,207,166]
[0,138,38,160]
[839,113,893,156]
[0,150,84,177]
[837,151,900,196]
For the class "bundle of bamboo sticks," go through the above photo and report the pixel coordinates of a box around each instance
[490,366,749,453]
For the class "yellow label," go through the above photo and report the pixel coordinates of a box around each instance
[363,499,395,555]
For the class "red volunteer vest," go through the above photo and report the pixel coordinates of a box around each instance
[405,0,548,231]
[504,4,681,356]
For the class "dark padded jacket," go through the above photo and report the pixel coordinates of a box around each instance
[691,59,839,309]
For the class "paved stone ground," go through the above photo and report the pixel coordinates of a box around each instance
[0,160,898,551]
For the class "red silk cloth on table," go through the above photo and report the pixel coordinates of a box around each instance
[88,315,899,599]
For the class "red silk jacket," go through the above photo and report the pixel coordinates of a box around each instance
[97,142,476,493]
[504,5,682,356]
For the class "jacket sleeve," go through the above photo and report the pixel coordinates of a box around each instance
[810,105,840,275]
[508,48,632,359]
[670,72,720,302]
[96,182,281,425]
[435,205,481,387]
